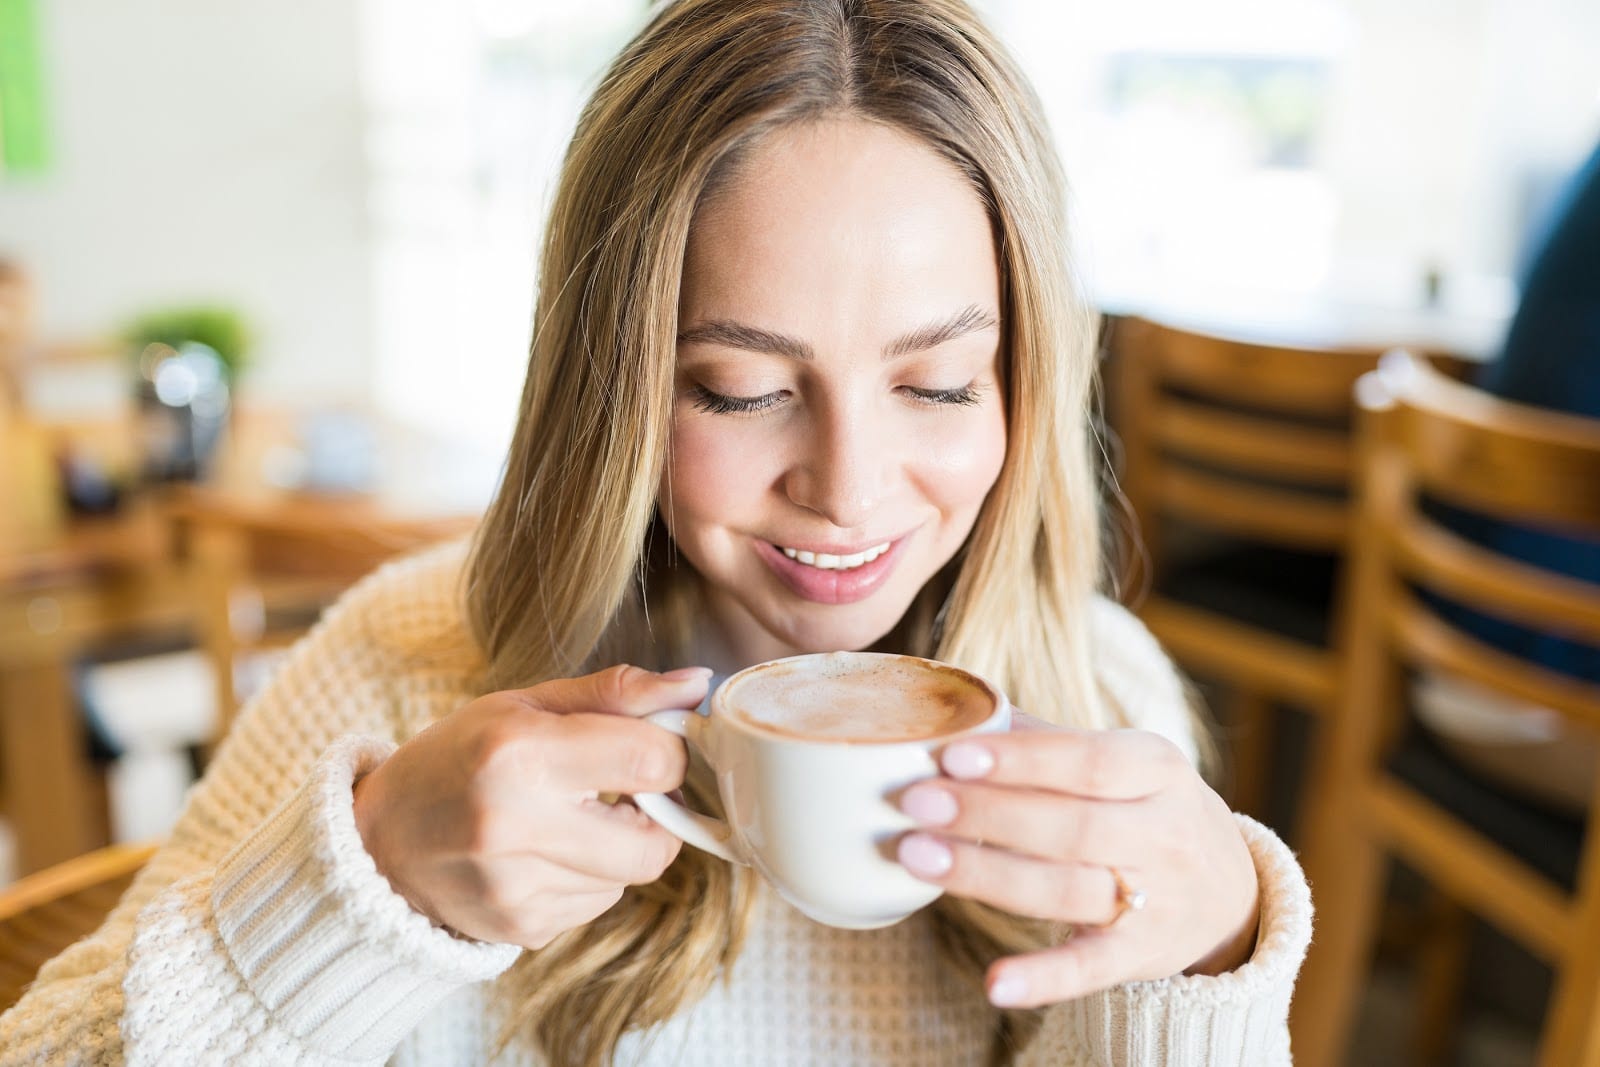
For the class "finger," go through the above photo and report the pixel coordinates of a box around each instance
[511,710,692,794]
[897,780,1146,867]
[896,832,1122,925]
[540,798,685,884]
[986,927,1142,1009]
[520,664,713,718]
[466,852,621,903]
[938,728,1186,800]
[478,795,683,883]
[1011,709,1058,732]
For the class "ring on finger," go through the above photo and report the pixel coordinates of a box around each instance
[1102,866,1148,927]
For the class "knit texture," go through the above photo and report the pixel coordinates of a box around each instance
[0,541,1312,1065]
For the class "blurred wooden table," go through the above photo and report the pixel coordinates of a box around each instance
[0,408,487,876]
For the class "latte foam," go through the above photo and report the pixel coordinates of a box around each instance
[722,653,994,742]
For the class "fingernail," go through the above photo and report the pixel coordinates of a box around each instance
[989,972,1029,1007]
[898,833,953,878]
[661,666,713,682]
[942,742,995,779]
[899,783,958,826]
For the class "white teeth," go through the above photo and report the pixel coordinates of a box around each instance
[776,541,892,571]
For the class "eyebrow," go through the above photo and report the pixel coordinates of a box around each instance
[675,304,999,362]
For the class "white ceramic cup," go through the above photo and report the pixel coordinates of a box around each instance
[633,651,1011,929]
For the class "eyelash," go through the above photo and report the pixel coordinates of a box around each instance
[688,384,983,415]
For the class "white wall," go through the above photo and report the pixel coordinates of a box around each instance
[1319,0,1600,300]
[0,0,373,405]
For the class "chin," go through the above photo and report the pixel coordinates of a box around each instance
[769,608,905,657]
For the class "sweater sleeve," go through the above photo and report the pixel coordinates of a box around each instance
[1012,598,1314,1065]
[0,556,520,1065]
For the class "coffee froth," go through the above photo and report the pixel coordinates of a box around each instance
[721,653,995,742]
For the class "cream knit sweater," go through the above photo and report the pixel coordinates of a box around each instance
[0,542,1312,1066]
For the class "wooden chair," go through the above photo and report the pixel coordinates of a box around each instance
[0,841,157,1013]
[1107,316,1392,816]
[1291,351,1600,1067]
[180,495,476,747]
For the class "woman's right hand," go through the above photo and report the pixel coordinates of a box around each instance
[352,664,710,948]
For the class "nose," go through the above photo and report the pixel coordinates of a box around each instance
[782,401,891,529]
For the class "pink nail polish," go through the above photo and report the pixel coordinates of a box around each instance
[898,834,953,878]
[662,666,713,681]
[900,784,958,826]
[989,973,1029,1007]
[942,742,995,779]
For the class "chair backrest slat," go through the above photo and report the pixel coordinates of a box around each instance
[1154,396,1354,485]
[1154,327,1385,418]
[1159,466,1349,550]
[1111,317,1384,571]
[1393,362,1600,533]
[1391,513,1600,646]
[1388,592,1600,731]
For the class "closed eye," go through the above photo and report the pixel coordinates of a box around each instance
[904,384,983,406]
[688,385,787,415]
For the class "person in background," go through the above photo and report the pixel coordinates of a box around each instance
[1416,138,1600,814]
[0,2,1310,1063]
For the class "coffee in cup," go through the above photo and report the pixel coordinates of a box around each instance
[633,651,1010,929]
[720,655,997,742]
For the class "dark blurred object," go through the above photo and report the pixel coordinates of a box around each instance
[1293,352,1600,1067]
[53,444,122,515]
[133,342,231,482]
[127,306,249,483]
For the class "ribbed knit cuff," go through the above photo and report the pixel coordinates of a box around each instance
[1051,815,1311,1066]
[212,735,522,1060]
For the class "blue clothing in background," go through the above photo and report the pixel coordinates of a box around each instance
[1437,141,1600,682]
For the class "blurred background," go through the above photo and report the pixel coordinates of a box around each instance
[1,1,1598,1062]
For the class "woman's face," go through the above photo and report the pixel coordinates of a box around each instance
[662,118,1006,667]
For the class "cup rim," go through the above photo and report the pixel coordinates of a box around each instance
[708,650,1008,746]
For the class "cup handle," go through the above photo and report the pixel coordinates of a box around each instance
[632,710,747,865]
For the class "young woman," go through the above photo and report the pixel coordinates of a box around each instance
[1,1,1310,1063]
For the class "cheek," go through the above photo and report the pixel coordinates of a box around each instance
[912,409,1007,509]
[661,419,769,526]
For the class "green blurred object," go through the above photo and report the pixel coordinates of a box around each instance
[0,0,50,175]
[126,306,254,381]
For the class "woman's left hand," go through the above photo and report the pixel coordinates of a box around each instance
[895,720,1260,1009]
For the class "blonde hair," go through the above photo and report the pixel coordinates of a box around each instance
[464,1,1114,1062]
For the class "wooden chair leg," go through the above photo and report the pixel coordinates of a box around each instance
[1290,806,1390,1067]
[1540,947,1600,1067]
[1225,689,1274,820]
[1410,889,1470,1066]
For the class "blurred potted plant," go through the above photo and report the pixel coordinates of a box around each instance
[126,305,252,482]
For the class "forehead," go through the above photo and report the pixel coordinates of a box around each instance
[681,119,998,327]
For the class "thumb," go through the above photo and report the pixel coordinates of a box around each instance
[519,663,714,718]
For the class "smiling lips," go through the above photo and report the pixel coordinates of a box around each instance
[758,536,909,605]
[778,541,892,570]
